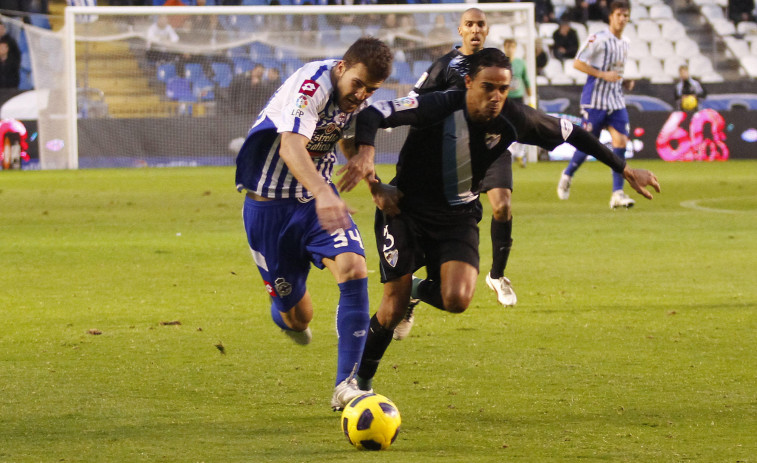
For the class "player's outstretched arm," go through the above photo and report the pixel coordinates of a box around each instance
[336,139,377,192]
[622,166,661,199]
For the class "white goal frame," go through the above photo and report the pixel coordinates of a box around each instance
[59,2,536,169]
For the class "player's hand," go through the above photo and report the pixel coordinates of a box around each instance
[315,188,352,233]
[370,183,403,217]
[602,70,622,82]
[336,145,377,193]
[623,166,661,200]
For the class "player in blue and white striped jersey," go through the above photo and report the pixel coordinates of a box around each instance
[234,37,393,411]
[557,1,638,209]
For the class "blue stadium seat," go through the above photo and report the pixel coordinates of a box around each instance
[157,62,177,83]
[20,52,31,72]
[29,14,51,29]
[369,87,397,104]
[249,42,274,61]
[232,56,255,74]
[625,95,673,112]
[183,63,207,83]
[18,69,33,91]
[192,78,215,101]
[211,62,233,88]
[165,77,196,102]
[411,60,433,80]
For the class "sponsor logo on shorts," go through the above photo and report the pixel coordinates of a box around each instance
[263,280,276,297]
[560,118,574,140]
[353,330,366,337]
[384,249,398,267]
[274,277,293,297]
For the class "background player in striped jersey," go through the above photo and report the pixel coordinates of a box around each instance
[234,37,393,411]
[408,8,519,320]
[556,1,637,209]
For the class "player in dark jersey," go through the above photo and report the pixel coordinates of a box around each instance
[339,48,660,392]
[409,8,518,330]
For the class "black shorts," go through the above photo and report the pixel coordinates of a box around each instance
[479,150,513,192]
[374,204,480,283]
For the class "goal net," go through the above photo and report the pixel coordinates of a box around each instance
[31,3,535,169]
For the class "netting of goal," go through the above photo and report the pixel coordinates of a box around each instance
[27,3,535,169]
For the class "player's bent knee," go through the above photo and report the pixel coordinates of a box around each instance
[441,290,474,314]
[281,309,310,331]
[328,252,368,282]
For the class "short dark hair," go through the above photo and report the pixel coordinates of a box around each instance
[609,1,630,13]
[342,36,393,82]
[467,48,511,79]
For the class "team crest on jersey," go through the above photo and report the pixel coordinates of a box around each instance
[274,277,293,297]
[393,97,418,111]
[325,122,338,133]
[485,133,501,149]
[299,79,319,96]
[295,95,309,109]
[587,34,596,43]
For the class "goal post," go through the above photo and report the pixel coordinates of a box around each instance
[38,2,536,169]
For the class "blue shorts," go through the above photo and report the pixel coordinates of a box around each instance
[242,193,365,312]
[581,108,630,137]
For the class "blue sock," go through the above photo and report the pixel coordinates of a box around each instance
[335,278,370,385]
[612,147,626,191]
[565,150,589,177]
[270,303,292,331]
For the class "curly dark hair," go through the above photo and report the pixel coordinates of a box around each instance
[342,36,393,82]
[467,48,511,80]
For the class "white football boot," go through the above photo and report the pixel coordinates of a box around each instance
[557,173,572,200]
[392,298,419,341]
[486,273,517,307]
[609,190,635,209]
[331,368,371,411]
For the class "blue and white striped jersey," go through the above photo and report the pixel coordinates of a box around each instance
[235,60,366,199]
[576,28,629,111]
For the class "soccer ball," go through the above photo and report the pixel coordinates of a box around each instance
[681,94,698,111]
[341,393,401,451]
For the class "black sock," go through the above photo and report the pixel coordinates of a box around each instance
[417,278,445,310]
[490,217,512,279]
[357,314,394,388]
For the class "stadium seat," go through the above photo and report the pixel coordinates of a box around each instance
[635,20,661,42]
[369,87,397,104]
[623,23,638,42]
[709,18,736,36]
[688,54,715,76]
[232,57,255,75]
[624,59,642,80]
[628,40,649,61]
[157,62,177,83]
[18,69,33,91]
[563,59,586,84]
[538,22,559,39]
[487,24,513,43]
[638,57,664,79]
[648,4,674,20]
[662,55,687,79]
[699,4,725,21]
[390,60,412,84]
[539,97,570,113]
[649,38,675,60]
[586,21,606,36]
[183,63,208,83]
[736,21,757,35]
[660,20,687,42]
[674,37,701,59]
[630,6,649,22]
[339,25,363,46]
[412,60,433,80]
[165,77,196,102]
[211,62,233,88]
[249,42,274,61]
[571,22,587,44]
[723,36,750,59]
[738,56,757,78]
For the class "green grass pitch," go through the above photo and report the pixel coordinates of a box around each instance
[1,160,755,462]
